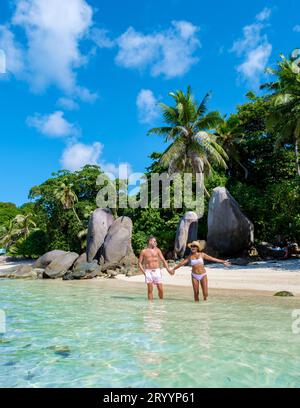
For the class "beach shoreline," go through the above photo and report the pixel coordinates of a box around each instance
[1,259,299,296]
[116,259,300,296]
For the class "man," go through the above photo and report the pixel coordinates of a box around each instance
[138,236,173,300]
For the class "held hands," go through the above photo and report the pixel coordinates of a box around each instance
[223,260,231,267]
[168,268,175,276]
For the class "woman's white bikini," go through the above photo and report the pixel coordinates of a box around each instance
[190,256,207,281]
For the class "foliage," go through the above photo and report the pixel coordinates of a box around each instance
[148,87,228,188]
[3,62,300,257]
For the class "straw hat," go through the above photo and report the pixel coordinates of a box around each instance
[187,240,207,251]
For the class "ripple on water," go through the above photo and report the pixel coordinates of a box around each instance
[0,280,299,388]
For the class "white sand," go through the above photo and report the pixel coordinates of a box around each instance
[116,259,300,295]
[0,261,34,271]
[1,259,300,295]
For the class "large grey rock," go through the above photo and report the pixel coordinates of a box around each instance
[63,261,101,280]
[44,252,79,279]
[34,250,67,269]
[207,187,254,256]
[174,211,199,259]
[73,253,87,268]
[274,291,294,297]
[0,264,37,279]
[86,208,114,262]
[101,216,136,267]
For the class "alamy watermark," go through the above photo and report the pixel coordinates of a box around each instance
[0,49,6,74]
[292,310,300,334]
[0,309,6,334]
[95,165,205,217]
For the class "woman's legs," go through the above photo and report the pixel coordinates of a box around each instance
[192,277,200,302]
[200,275,208,301]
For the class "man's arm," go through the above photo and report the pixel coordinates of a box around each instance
[157,248,172,274]
[138,250,146,275]
[202,253,231,266]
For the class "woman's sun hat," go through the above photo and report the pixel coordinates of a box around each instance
[188,240,207,251]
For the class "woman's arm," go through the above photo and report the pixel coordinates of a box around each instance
[171,257,190,273]
[202,253,231,266]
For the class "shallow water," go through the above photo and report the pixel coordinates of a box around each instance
[0,279,299,388]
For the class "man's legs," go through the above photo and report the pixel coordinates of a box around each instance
[157,283,164,300]
[147,283,154,301]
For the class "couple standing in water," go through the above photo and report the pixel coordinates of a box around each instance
[138,236,231,301]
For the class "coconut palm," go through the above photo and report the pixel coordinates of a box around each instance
[0,214,37,249]
[215,115,248,179]
[53,182,82,223]
[262,54,300,176]
[148,87,228,196]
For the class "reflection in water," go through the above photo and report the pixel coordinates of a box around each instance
[138,302,167,380]
[1,280,299,387]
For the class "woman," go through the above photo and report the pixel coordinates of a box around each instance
[171,241,231,302]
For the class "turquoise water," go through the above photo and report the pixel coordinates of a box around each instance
[0,279,299,388]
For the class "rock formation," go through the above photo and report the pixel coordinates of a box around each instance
[44,252,79,279]
[34,250,67,269]
[207,187,254,256]
[100,216,137,269]
[86,208,114,262]
[174,211,199,259]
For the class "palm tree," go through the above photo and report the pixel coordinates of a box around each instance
[53,182,82,223]
[215,115,249,179]
[0,214,37,249]
[148,87,228,196]
[262,54,300,176]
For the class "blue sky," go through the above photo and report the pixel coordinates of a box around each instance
[0,0,299,206]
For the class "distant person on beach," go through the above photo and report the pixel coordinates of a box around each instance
[170,241,231,302]
[138,236,173,301]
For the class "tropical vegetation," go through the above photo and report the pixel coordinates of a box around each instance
[1,52,299,258]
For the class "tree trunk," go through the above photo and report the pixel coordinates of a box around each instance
[237,160,249,179]
[295,138,300,176]
[72,207,82,224]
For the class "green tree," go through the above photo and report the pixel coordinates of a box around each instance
[148,87,228,196]
[0,202,19,228]
[262,54,300,176]
[53,181,82,224]
[215,115,249,179]
[0,213,37,250]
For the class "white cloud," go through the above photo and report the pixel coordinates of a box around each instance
[1,0,95,100]
[0,25,24,75]
[60,141,133,176]
[57,97,80,111]
[61,142,103,171]
[90,27,115,48]
[256,7,272,22]
[231,8,272,87]
[100,162,133,178]
[293,25,300,33]
[27,111,80,138]
[115,20,201,78]
[237,44,272,82]
[136,89,160,124]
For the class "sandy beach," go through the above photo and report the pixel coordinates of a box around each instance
[116,259,300,296]
[1,259,300,296]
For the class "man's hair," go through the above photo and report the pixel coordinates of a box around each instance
[148,236,157,242]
